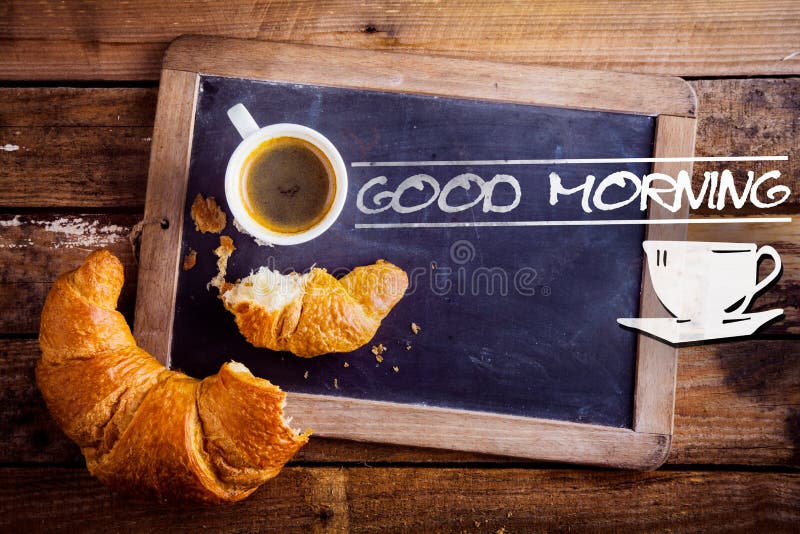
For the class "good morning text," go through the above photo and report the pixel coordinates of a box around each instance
[356,169,790,215]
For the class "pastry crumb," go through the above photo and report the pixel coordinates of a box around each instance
[333,378,339,389]
[410,322,421,334]
[392,366,399,373]
[343,361,349,368]
[371,343,386,357]
[507,512,513,518]
[375,354,384,363]
[303,371,309,379]
[405,344,412,351]
[182,249,197,271]
[496,528,506,534]
[474,521,481,528]
[208,235,236,292]
[430,262,436,270]
[191,193,226,233]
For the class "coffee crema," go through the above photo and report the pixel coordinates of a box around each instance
[241,136,335,234]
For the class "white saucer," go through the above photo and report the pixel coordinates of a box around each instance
[617,309,784,344]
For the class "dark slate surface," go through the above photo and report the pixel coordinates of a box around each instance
[172,75,654,428]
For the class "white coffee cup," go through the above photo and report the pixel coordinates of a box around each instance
[224,103,348,246]
[644,240,781,322]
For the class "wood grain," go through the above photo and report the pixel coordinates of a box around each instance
[0,1,799,79]
[1,80,796,210]
[1,466,798,532]
[4,337,798,467]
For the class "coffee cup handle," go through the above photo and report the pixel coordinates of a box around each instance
[731,245,782,315]
[227,104,260,139]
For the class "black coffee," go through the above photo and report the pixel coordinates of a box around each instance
[242,137,335,234]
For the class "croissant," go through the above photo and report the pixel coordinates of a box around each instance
[220,259,409,358]
[37,250,309,503]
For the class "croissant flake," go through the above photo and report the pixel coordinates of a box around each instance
[191,193,227,234]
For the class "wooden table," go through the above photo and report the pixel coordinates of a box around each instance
[1,2,798,531]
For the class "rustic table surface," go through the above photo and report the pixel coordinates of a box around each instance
[1,2,799,532]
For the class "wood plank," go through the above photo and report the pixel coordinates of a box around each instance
[0,214,139,334]
[0,127,151,209]
[691,79,800,215]
[0,39,166,81]
[3,338,798,467]
[0,80,796,211]
[163,36,697,117]
[672,339,800,466]
[0,466,322,531]
[1,1,799,79]
[133,69,198,364]
[0,466,797,531]
[633,116,695,438]
[286,392,670,469]
[0,88,154,209]
[344,469,798,532]
[0,87,156,127]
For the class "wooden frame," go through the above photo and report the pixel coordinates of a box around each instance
[135,36,697,469]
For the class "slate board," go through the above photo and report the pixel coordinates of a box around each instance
[171,75,653,429]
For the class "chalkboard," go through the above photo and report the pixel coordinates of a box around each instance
[136,36,697,468]
[173,74,652,428]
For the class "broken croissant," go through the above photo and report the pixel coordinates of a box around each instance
[37,250,309,503]
[220,258,409,358]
